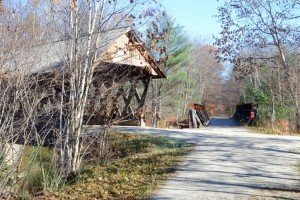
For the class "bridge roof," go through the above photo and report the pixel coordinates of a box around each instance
[1,27,166,79]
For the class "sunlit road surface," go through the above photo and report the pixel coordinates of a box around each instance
[112,117,300,200]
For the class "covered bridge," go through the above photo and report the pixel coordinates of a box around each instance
[1,27,166,126]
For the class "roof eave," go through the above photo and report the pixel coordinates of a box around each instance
[126,30,167,79]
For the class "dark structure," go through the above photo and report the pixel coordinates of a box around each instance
[233,103,258,125]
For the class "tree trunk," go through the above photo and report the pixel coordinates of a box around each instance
[151,80,157,127]
[271,90,276,131]
[295,84,300,132]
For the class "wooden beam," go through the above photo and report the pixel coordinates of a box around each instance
[122,79,137,116]
[109,86,125,118]
[137,78,150,110]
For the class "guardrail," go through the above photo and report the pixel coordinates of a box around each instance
[188,103,210,128]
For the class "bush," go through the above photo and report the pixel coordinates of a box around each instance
[19,146,62,196]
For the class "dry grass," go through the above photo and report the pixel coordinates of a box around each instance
[46,132,192,200]
[248,126,300,136]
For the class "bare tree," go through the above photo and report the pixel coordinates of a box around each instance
[0,0,164,197]
[190,45,224,105]
[57,0,163,175]
[215,0,300,131]
[0,1,57,195]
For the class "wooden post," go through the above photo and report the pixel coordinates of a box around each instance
[195,112,201,127]
[109,86,125,119]
[137,77,150,110]
[189,109,197,128]
[121,79,137,116]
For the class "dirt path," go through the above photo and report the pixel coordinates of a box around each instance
[113,117,300,200]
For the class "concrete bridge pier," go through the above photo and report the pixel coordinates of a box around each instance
[3,143,24,166]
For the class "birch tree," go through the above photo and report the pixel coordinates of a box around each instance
[50,0,163,175]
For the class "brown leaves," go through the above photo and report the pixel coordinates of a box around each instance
[70,0,77,9]
[0,0,3,13]
[29,0,43,7]
[53,133,190,199]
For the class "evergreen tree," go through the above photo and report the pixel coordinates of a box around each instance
[144,15,192,125]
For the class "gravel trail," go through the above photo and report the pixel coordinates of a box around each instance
[113,117,300,200]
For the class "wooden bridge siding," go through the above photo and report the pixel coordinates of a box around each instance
[86,77,150,125]
[30,64,152,126]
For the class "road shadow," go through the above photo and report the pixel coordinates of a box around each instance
[208,117,240,127]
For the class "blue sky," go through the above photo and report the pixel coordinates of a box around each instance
[161,0,222,43]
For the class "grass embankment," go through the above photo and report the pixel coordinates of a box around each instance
[26,132,191,199]
[55,133,191,199]
[248,126,299,135]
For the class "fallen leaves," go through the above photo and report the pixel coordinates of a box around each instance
[52,133,191,199]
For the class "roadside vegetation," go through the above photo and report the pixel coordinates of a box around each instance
[146,16,225,128]
[247,126,299,136]
[15,132,191,199]
[215,0,300,133]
